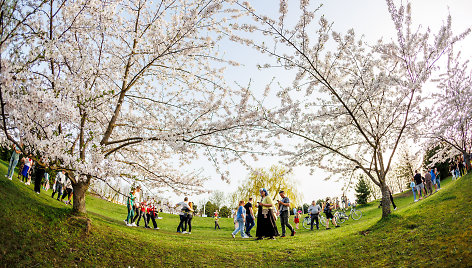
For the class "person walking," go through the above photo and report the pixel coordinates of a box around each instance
[255,188,279,240]
[43,172,50,191]
[231,200,247,238]
[410,178,417,202]
[6,143,21,180]
[307,200,321,230]
[322,198,339,229]
[33,164,46,194]
[146,200,159,230]
[435,168,441,190]
[458,158,465,177]
[60,177,74,205]
[51,170,66,200]
[413,170,425,200]
[175,197,192,233]
[430,168,438,192]
[244,198,255,237]
[126,188,136,226]
[277,190,295,237]
[131,186,142,225]
[20,156,33,184]
[424,171,433,196]
[387,186,397,210]
[214,212,221,230]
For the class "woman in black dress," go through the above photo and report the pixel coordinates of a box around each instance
[255,188,279,240]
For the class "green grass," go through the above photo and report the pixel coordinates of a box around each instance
[0,159,471,267]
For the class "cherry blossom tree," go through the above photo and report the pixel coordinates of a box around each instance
[0,0,264,213]
[235,0,469,217]
[429,51,472,170]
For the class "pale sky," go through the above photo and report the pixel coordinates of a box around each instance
[166,0,472,207]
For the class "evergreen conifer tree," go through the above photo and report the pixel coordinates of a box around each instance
[355,176,371,205]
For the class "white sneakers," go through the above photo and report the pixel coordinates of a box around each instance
[231,234,235,238]
[8,177,12,180]
[154,227,160,230]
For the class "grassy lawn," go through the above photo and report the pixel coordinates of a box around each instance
[0,159,471,267]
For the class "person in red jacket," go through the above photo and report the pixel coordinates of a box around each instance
[146,200,159,230]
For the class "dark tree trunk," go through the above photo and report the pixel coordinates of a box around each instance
[380,183,391,218]
[72,180,91,214]
[463,151,471,171]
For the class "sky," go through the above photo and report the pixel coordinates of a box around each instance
[165,0,472,208]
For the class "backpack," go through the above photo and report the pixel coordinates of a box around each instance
[323,203,331,213]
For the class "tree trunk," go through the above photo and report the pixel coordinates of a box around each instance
[72,180,91,214]
[380,184,391,218]
[463,151,471,171]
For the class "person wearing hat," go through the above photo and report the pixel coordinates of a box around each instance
[255,188,279,240]
[277,190,295,237]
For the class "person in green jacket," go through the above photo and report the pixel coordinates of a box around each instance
[126,188,136,226]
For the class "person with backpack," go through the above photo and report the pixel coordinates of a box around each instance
[322,198,339,229]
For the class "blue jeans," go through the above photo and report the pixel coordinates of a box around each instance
[7,154,19,178]
[412,187,416,200]
[232,218,245,237]
[437,178,441,189]
[245,215,255,235]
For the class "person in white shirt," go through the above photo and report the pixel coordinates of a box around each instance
[51,171,66,200]
[61,177,74,205]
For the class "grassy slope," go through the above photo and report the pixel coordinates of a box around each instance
[0,159,471,267]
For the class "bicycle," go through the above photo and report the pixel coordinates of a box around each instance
[302,214,326,229]
[335,206,362,224]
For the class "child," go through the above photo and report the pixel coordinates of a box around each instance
[214,212,221,230]
[294,210,301,229]
[410,179,417,202]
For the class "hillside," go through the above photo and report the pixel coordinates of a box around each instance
[0,160,471,267]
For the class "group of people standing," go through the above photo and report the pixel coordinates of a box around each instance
[411,168,441,201]
[125,186,160,230]
[451,157,467,180]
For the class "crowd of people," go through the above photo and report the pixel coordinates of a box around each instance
[5,141,470,240]
[5,142,75,205]
[125,186,160,230]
